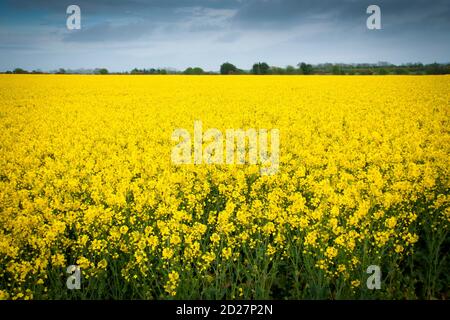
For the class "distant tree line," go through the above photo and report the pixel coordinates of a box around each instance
[5,68,45,74]
[3,62,450,75]
[4,68,110,75]
[221,62,450,75]
[130,68,167,75]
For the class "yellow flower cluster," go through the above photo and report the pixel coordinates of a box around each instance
[0,75,448,299]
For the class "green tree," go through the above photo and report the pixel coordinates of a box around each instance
[184,67,204,75]
[270,67,285,74]
[13,68,28,74]
[220,62,238,75]
[252,63,260,74]
[97,68,109,75]
[286,65,296,75]
[183,67,194,75]
[193,67,204,75]
[395,68,408,75]
[425,63,446,75]
[298,62,313,75]
[332,65,342,75]
[130,68,141,74]
[252,62,270,75]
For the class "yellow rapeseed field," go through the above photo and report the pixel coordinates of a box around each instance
[0,75,449,299]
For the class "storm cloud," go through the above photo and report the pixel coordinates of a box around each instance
[0,0,449,71]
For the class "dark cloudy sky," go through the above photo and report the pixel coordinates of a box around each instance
[0,0,449,71]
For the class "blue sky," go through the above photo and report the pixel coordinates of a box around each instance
[0,0,449,72]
